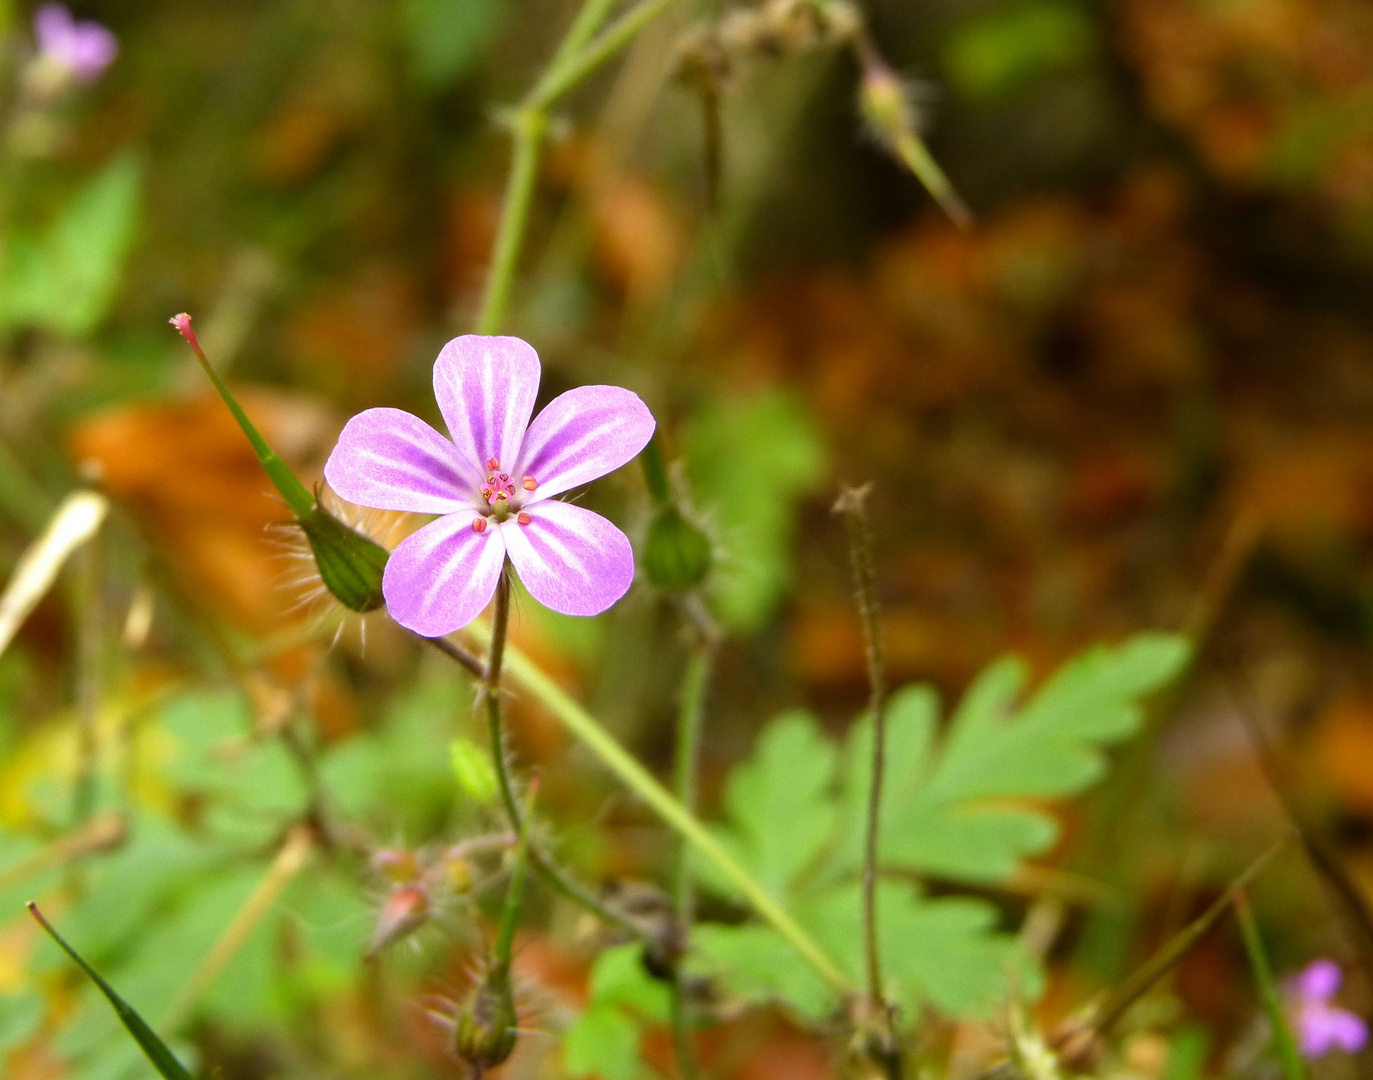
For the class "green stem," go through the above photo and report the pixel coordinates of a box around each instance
[476,112,548,336]
[671,626,713,1080]
[547,0,623,75]
[169,315,314,519]
[480,570,650,943]
[496,783,538,967]
[464,622,852,995]
[1235,892,1307,1080]
[526,0,677,111]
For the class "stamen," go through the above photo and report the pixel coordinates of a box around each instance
[517,512,531,526]
[522,476,537,491]
[472,518,487,533]
[486,457,500,471]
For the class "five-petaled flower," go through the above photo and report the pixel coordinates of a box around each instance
[33,4,117,84]
[1289,959,1368,1058]
[324,335,655,637]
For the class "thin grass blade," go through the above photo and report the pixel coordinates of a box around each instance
[27,902,195,1080]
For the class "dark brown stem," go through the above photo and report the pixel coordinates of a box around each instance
[834,482,900,1078]
[425,633,486,679]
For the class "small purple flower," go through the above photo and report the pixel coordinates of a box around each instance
[1289,959,1368,1057]
[33,4,117,83]
[324,335,655,637]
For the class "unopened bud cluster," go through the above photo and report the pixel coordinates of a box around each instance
[366,843,485,955]
[676,0,859,92]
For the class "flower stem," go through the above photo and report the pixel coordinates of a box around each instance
[1234,891,1307,1080]
[526,0,677,111]
[475,0,680,336]
[671,607,716,1080]
[463,620,852,995]
[476,110,547,337]
[834,483,900,1076]
[480,568,650,944]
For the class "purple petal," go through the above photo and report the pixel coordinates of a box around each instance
[66,22,117,81]
[1328,1009,1369,1053]
[1295,959,1342,1003]
[383,510,506,636]
[516,386,655,502]
[1300,1007,1340,1057]
[499,501,634,616]
[325,408,474,514]
[33,4,74,51]
[433,336,540,480]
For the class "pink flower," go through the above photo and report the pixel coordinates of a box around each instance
[1289,959,1368,1057]
[33,5,117,83]
[324,335,655,636]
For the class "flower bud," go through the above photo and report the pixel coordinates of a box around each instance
[370,848,420,883]
[368,884,429,956]
[297,505,389,613]
[453,963,518,1071]
[644,506,712,591]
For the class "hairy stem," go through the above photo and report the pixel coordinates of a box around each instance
[480,568,650,943]
[463,619,852,994]
[670,611,715,1080]
[835,483,900,1075]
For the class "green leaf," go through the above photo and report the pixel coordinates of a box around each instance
[587,944,671,1023]
[563,1003,642,1080]
[697,633,1188,1022]
[686,391,827,632]
[0,154,142,338]
[28,904,194,1080]
[696,883,1035,1022]
[704,712,837,900]
[841,634,1190,884]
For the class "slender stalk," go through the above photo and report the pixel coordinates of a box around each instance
[526,0,677,110]
[670,617,714,1080]
[0,812,125,893]
[162,826,314,1031]
[547,0,623,75]
[168,315,314,519]
[1234,892,1307,1080]
[834,483,900,1076]
[479,568,650,943]
[1056,833,1291,1065]
[495,782,539,968]
[462,620,852,994]
[72,536,102,824]
[477,111,548,336]
[422,634,486,678]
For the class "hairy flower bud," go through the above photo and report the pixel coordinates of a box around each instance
[452,964,518,1071]
[368,884,429,956]
[644,506,712,591]
[297,504,389,614]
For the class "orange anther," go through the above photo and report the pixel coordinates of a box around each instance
[486,457,500,470]
[522,476,537,491]
[517,512,532,526]
[472,518,487,533]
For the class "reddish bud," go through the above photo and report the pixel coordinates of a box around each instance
[368,884,429,955]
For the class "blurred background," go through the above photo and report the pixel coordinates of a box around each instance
[2,0,1373,1077]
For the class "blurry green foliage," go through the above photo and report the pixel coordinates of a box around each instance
[451,734,501,806]
[399,0,504,89]
[685,391,827,633]
[943,0,1096,101]
[0,154,142,338]
[692,633,1189,1021]
[563,943,670,1080]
